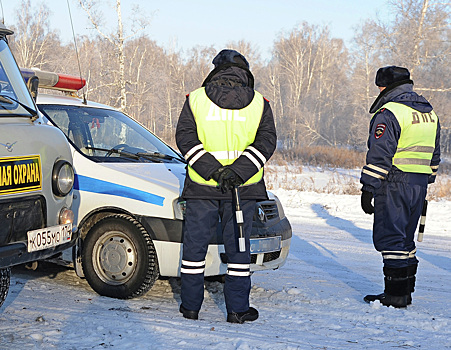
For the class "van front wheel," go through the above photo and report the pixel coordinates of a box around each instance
[82,214,159,299]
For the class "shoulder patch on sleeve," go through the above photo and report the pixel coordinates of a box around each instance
[375,123,386,139]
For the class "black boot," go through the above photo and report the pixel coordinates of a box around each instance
[406,264,418,305]
[364,292,408,307]
[227,307,259,324]
[179,304,199,320]
[364,267,409,308]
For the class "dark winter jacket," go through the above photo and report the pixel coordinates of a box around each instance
[176,66,277,200]
[360,83,441,193]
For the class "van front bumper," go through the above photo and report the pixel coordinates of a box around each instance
[0,228,79,268]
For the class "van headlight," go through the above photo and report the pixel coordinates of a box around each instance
[52,160,74,196]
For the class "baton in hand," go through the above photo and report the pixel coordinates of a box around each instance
[418,200,428,242]
[231,185,246,252]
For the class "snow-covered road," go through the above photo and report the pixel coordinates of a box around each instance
[1,189,450,350]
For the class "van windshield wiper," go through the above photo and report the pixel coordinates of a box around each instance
[85,146,140,160]
[136,152,175,160]
[85,146,181,163]
[85,146,178,162]
[137,152,186,163]
[0,94,38,119]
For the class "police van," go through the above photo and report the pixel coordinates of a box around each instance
[0,24,77,307]
[21,67,292,300]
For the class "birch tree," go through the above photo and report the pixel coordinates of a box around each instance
[260,62,283,132]
[78,0,149,112]
[273,23,351,147]
[9,0,59,69]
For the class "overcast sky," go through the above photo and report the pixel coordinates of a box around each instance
[2,0,392,61]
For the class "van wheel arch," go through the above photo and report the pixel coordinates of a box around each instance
[79,210,129,239]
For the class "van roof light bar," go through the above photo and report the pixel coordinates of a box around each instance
[21,68,86,92]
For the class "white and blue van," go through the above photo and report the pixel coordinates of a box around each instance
[22,68,292,299]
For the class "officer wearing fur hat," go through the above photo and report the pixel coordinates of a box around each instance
[360,66,440,307]
[175,49,276,322]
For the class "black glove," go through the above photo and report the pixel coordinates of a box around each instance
[210,167,224,183]
[217,167,243,193]
[361,190,374,215]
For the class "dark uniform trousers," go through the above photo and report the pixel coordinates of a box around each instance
[373,172,428,269]
[181,198,256,313]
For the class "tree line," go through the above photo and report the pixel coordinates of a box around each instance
[6,0,451,154]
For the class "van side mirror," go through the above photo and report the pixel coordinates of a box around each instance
[27,75,39,101]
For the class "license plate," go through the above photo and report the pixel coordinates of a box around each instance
[250,236,281,254]
[27,223,72,253]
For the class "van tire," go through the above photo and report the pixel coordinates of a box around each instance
[81,214,159,299]
[0,267,11,308]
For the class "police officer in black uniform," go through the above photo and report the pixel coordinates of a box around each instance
[360,66,440,307]
[175,49,276,323]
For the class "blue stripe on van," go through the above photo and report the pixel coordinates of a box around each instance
[74,175,165,206]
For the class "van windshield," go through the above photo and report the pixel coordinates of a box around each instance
[39,104,184,164]
[0,40,37,117]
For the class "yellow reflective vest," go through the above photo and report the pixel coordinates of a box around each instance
[376,102,438,174]
[188,87,264,186]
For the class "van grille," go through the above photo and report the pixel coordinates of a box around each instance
[0,196,46,244]
[250,250,281,264]
[256,200,279,221]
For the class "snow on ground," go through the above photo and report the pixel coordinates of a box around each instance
[1,167,450,350]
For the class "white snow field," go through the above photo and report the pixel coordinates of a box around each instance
[1,167,450,350]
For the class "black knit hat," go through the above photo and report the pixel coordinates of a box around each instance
[202,49,254,87]
[212,49,250,70]
[375,66,411,87]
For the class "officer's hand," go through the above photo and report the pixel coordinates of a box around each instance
[361,190,374,215]
[218,167,243,193]
[211,167,224,183]
[211,167,228,193]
